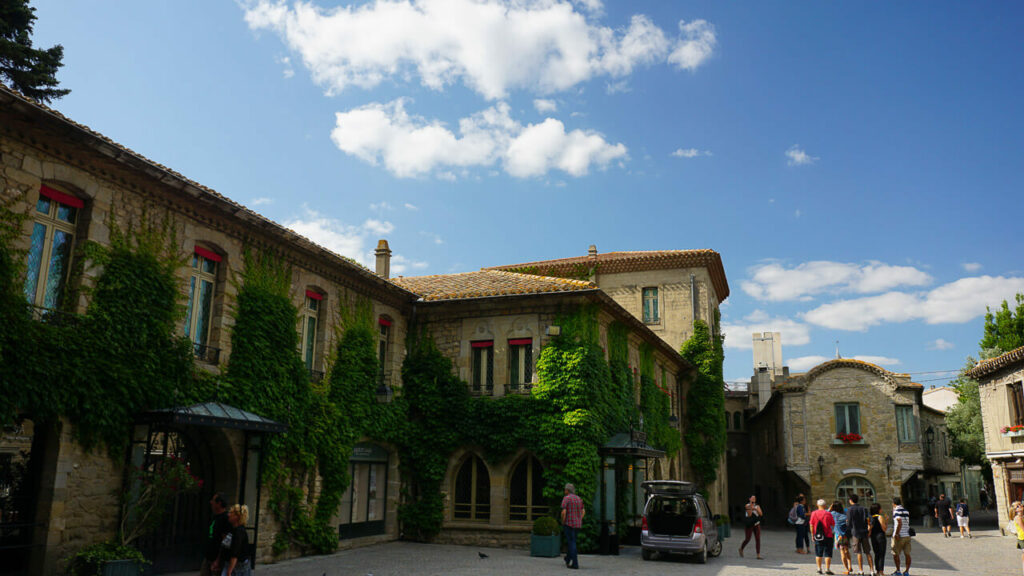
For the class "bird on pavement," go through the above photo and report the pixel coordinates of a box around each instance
[478,552,489,559]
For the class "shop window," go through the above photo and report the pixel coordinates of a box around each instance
[24,185,82,310]
[453,455,490,521]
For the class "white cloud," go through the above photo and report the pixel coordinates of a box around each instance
[533,99,558,113]
[742,260,933,302]
[278,55,295,78]
[420,231,443,245]
[363,218,394,235]
[283,207,425,274]
[667,19,716,71]
[802,275,1024,331]
[251,197,273,206]
[369,201,393,211]
[787,355,830,372]
[404,202,419,211]
[786,145,817,166]
[331,99,626,178]
[962,262,983,273]
[721,310,811,350]
[671,147,711,158]
[794,209,802,218]
[852,355,901,367]
[391,254,429,275]
[243,0,715,100]
[928,338,955,351]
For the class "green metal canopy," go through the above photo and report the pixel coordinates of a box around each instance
[600,432,665,458]
[139,402,287,433]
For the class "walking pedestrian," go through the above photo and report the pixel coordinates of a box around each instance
[1013,501,1024,576]
[792,495,810,554]
[212,504,250,576]
[955,498,971,539]
[810,498,836,575]
[560,483,584,570]
[847,493,874,575]
[980,487,989,511]
[934,493,954,538]
[868,503,887,576]
[200,493,231,576]
[829,501,851,575]
[891,497,912,576]
[739,494,764,559]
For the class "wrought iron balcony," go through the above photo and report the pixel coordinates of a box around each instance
[309,369,325,383]
[29,305,81,327]
[192,342,221,364]
[504,382,533,394]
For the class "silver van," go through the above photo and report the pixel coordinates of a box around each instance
[640,480,722,563]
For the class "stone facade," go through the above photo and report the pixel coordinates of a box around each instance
[967,346,1024,528]
[747,360,960,522]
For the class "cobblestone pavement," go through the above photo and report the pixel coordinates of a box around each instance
[179,519,1019,576]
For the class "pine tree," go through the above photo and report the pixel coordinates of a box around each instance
[980,293,1024,355]
[0,0,70,103]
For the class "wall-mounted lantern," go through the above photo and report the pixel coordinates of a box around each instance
[925,426,935,457]
[818,454,825,475]
[885,454,893,478]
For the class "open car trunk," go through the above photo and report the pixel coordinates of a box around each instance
[646,495,697,537]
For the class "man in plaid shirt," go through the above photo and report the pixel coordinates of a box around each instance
[561,483,585,569]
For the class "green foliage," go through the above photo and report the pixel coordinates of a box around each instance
[66,541,147,576]
[680,316,726,487]
[981,293,1024,356]
[532,515,560,536]
[0,0,70,103]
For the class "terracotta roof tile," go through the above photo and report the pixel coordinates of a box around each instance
[393,270,596,301]
[488,249,729,302]
[967,345,1024,380]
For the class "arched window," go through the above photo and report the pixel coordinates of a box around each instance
[836,477,875,506]
[300,290,323,374]
[733,411,742,431]
[453,455,490,521]
[186,244,222,362]
[508,455,547,522]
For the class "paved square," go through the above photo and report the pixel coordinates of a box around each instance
[188,525,1017,576]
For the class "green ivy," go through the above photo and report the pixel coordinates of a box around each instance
[680,315,726,487]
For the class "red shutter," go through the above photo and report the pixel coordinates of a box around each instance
[378,317,392,327]
[471,340,493,348]
[194,246,222,262]
[508,338,532,346]
[305,290,323,301]
[39,185,85,209]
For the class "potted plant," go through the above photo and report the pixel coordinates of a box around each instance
[715,514,731,539]
[530,516,561,557]
[67,456,202,575]
[836,433,863,444]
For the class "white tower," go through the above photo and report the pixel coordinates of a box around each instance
[752,332,782,411]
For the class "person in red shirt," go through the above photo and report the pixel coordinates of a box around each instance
[560,483,585,570]
[809,498,836,575]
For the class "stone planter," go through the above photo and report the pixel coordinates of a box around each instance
[102,559,146,576]
[530,533,561,557]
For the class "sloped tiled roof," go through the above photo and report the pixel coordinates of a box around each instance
[489,249,729,302]
[393,270,596,301]
[967,345,1024,380]
[0,84,416,302]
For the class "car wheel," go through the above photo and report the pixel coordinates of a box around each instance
[695,544,708,564]
[709,537,722,557]
[641,549,653,561]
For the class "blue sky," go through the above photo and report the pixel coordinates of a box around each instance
[30,1,1024,384]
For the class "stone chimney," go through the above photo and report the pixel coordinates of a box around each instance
[588,244,598,259]
[375,239,392,279]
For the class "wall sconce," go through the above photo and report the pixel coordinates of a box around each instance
[885,454,893,478]
[818,454,825,475]
[925,426,935,457]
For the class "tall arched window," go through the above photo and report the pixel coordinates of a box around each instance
[836,477,875,506]
[733,411,742,431]
[453,455,490,521]
[25,184,82,310]
[509,455,547,522]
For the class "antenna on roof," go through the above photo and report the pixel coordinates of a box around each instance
[835,340,841,359]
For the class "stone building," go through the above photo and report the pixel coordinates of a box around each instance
[739,336,960,523]
[0,83,733,573]
[490,248,731,515]
[968,345,1024,528]
[391,270,691,547]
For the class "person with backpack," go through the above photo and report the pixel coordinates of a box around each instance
[810,498,836,575]
[847,493,874,576]
[892,497,912,576]
[791,495,810,554]
[955,498,971,539]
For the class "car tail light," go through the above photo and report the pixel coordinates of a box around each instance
[641,516,649,536]
[693,517,703,535]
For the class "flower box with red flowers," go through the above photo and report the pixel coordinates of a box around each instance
[835,433,864,444]
[1001,425,1024,437]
